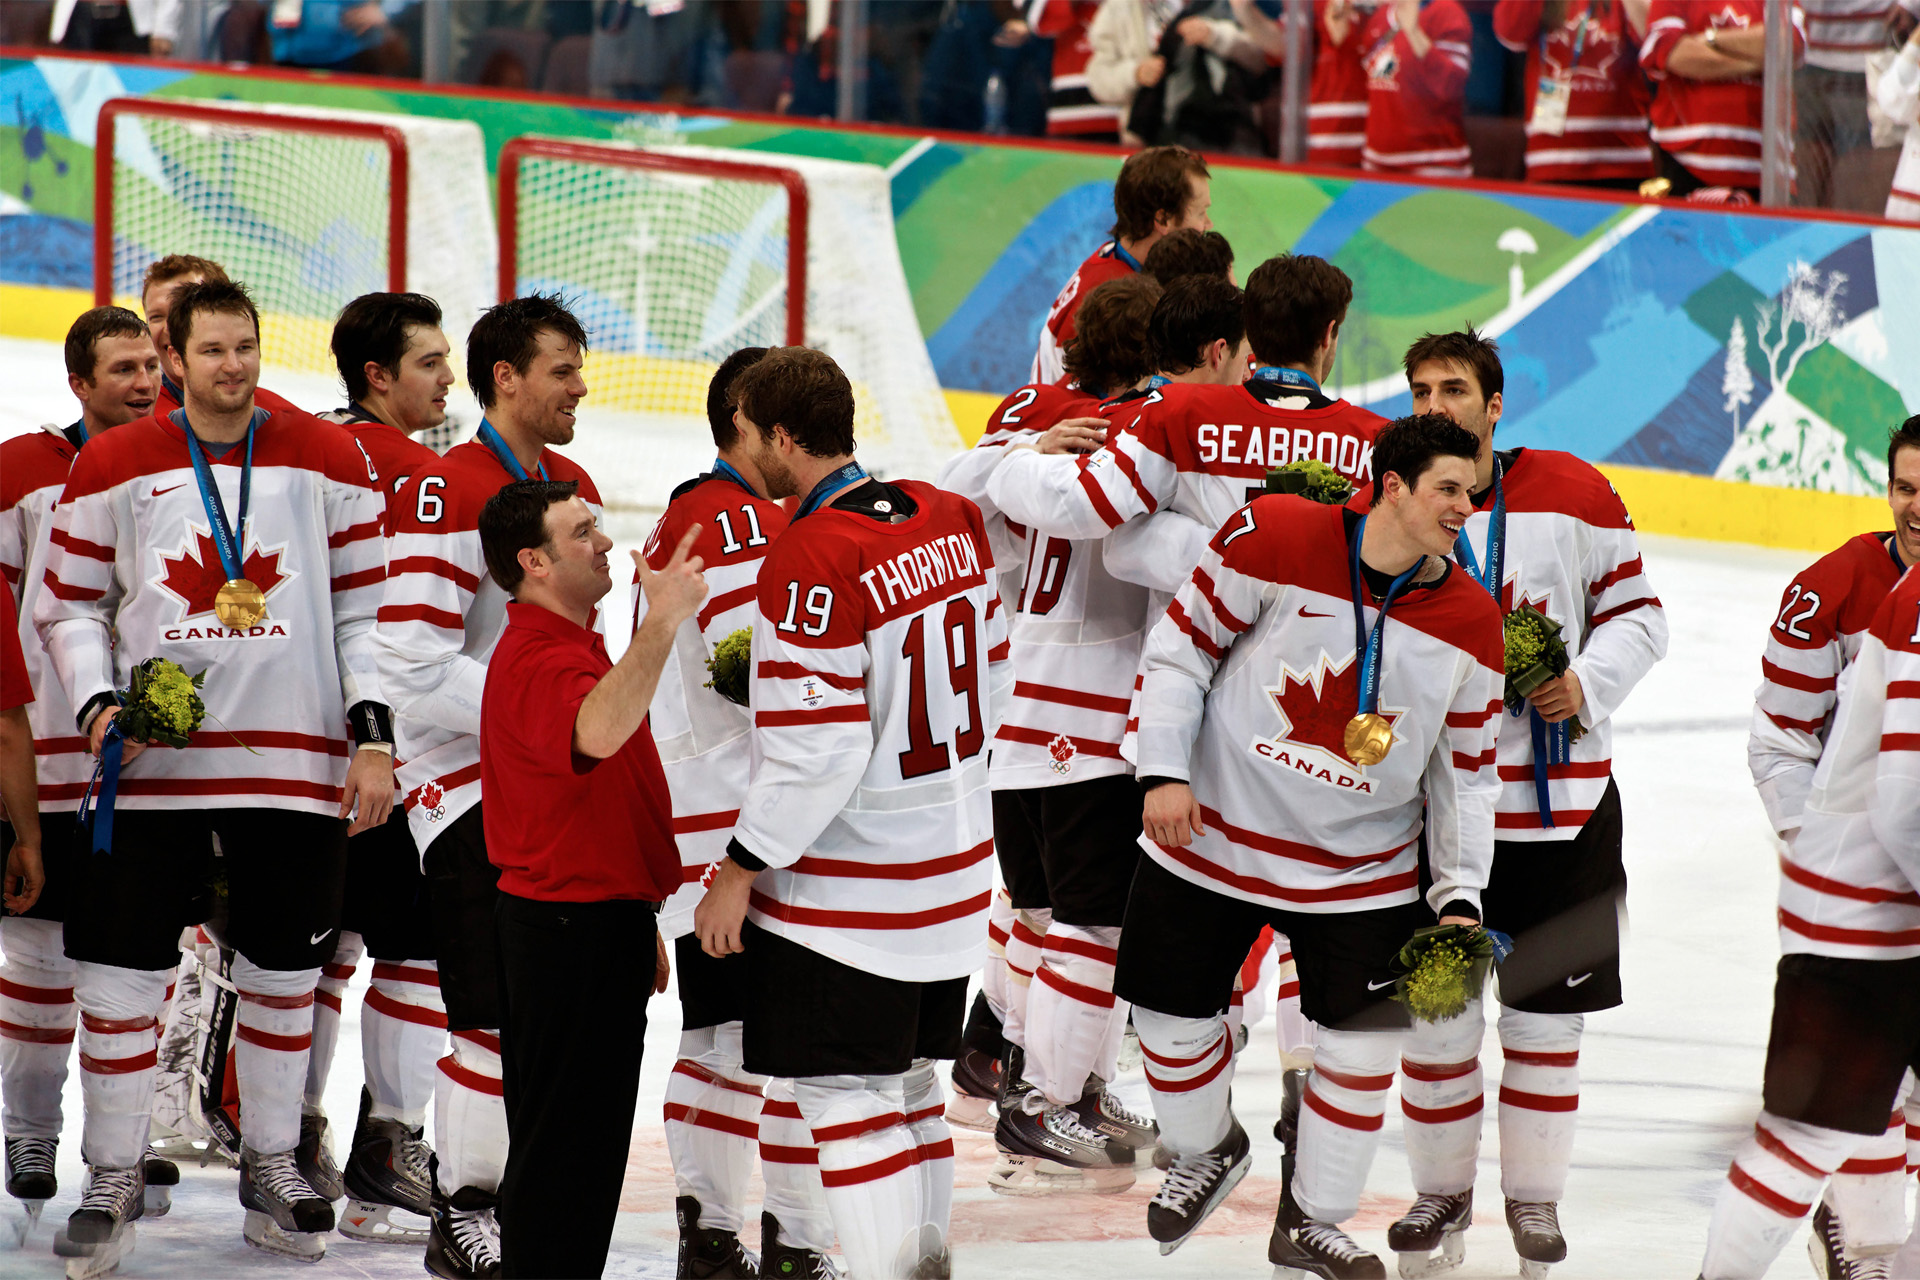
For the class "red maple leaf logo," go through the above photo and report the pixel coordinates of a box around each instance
[156,530,286,619]
[412,781,444,811]
[1048,734,1075,763]
[1267,651,1400,763]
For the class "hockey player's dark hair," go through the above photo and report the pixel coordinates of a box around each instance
[1144,229,1234,286]
[1111,146,1211,243]
[1243,255,1352,368]
[141,254,229,301]
[479,478,580,593]
[707,347,770,450]
[167,279,261,355]
[1368,414,1481,508]
[731,346,857,458]
[332,292,445,403]
[1063,275,1162,399]
[1403,326,1504,402]
[1891,417,1920,474]
[64,306,152,381]
[468,293,591,411]
[1150,276,1245,377]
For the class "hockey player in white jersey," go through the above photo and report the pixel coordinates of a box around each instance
[695,347,1012,1280]
[1120,415,1504,1277]
[1388,329,1667,1278]
[35,280,393,1263]
[637,348,834,1279]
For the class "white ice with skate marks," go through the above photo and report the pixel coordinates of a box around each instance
[0,379,1887,1277]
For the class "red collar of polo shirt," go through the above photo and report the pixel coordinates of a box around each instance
[504,600,601,649]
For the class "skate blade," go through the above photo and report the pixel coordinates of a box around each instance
[1397,1233,1466,1278]
[1153,1154,1250,1257]
[141,1186,170,1219]
[986,1154,1135,1197]
[243,1210,327,1262]
[946,1093,997,1132]
[60,1225,133,1279]
[336,1200,432,1244]
[1517,1261,1552,1280]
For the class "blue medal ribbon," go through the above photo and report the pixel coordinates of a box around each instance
[712,458,757,496]
[1250,365,1322,395]
[1110,240,1144,273]
[77,710,125,855]
[794,462,869,520]
[1347,516,1422,722]
[174,407,264,586]
[477,418,547,482]
[1145,374,1171,390]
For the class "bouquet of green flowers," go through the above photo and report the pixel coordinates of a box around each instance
[1502,605,1586,741]
[1389,923,1499,1023]
[705,627,753,707]
[1264,459,1355,505]
[115,658,206,748]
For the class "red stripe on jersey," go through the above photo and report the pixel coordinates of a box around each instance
[1761,659,1836,694]
[1042,932,1118,963]
[0,564,17,585]
[1167,600,1224,660]
[1035,963,1116,1008]
[1199,805,1410,871]
[789,838,993,882]
[700,583,759,629]
[1109,447,1160,514]
[236,1024,312,1053]
[988,640,1010,662]
[1400,1057,1479,1082]
[757,661,865,691]
[663,1102,759,1140]
[364,987,447,1029]
[189,730,347,756]
[1138,1035,1226,1070]
[81,1048,158,1074]
[1753,1122,1827,1177]
[387,556,481,591]
[750,888,991,932]
[756,706,869,728]
[1304,1083,1383,1131]
[1780,907,1920,948]
[1402,1094,1485,1124]
[1888,680,1920,699]
[672,1059,765,1098]
[1729,1163,1811,1217]
[370,962,440,987]
[1448,699,1502,728]
[1503,1048,1579,1067]
[106,776,346,803]
[1499,1086,1578,1113]
[1779,856,1920,908]
[1495,761,1609,782]
[1764,709,1826,734]
[673,809,739,834]
[50,528,115,562]
[1495,809,1595,829]
[1156,837,1419,904]
[1142,1039,1231,1093]
[34,737,91,756]
[0,978,74,1004]
[995,725,1122,757]
[438,1054,504,1096]
[1315,1066,1393,1092]
[1011,681,1131,714]
[44,573,105,602]
[1194,569,1250,634]
[1882,733,1920,752]
[328,518,384,548]
[379,602,464,632]
[1454,748,1497,771]
[1,1022,75,1044]
[1590,595,1661,627]
[1589,556,1645,594]
[1075,464,1127,530]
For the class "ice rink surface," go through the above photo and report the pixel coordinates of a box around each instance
[0,335,1886,1277]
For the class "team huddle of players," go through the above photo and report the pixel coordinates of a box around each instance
[0,139,1914,1280]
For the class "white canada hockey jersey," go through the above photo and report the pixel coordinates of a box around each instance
[1452,449,1666,841]
[373,438,603,849]
[34,407,386,817]
[1133,497,1504,916]
[1748,532,1904,836]
[733,479,1012,982]
[2,424,91,810]
[1777,567,1920,960]
[635,471,790,939]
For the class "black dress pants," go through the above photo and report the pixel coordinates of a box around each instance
[495,891,657,1278]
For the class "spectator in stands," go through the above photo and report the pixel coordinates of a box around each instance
[52,0,178,54]
[1144,227,1236,285]
[1493,0,1654,189]
[1358,0,1475,176]
[1029,0,1125,144]
[1641,0,1804,199]
[917,1,1049,134]
[1878,6,1920,221]
[1231,0,1375,169]
[1796,0,1916,209]
[269,0,413,75]
[1087,0,1269,151]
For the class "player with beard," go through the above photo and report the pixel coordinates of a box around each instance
[370,294,601,1279]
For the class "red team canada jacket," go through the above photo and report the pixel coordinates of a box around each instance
[373,440,603,849]
[1749,532,1906,836]
[35,406,387,817]
[1777,567,1920,960]
[1359,0,1474,175]
[1309,2,1373,168]
[1133,497,1504,915]
[1494,0,1654,183]
[732,480,1012,983]
[635,472,790,939]
[1642,0,1807,189]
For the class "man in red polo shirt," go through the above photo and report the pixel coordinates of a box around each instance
[476,478,706,1279]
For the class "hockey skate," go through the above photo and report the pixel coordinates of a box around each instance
[1067,1079,1159,1162]
[239,1147,333,1262]
[426,1177,501,1280]
[1808,1202,1894,1280]
[1505,1198,1566,1279]
[55,1164,144,1280]
[3,1136,57,1247]
[1146,1117,1251,1255]
[295,1112,344,1202]
[760,1209,840,1279]
[339,1106,433,1244]
[1270,1217,1388,1279]
[1386,1191,1471,1278]
[990,1098,1136,1196]
[947,1045,1002,1133]
[676,1195,757,1277]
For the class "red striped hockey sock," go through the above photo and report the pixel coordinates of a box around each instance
[0,918,77,1141]
[1002,909,1050,1056]
[303,936,360,1114]
[1294,1028,1398,1224]
[1701,1110,1858,1279]
[1134,1007,1234,1157]
[233,957,318,1155]
[1496,1009,1582,1202]
[663,1021,762,1234]
[1826,1107,1909,1255]
[74,962,170,1169]
[904,1060,954,1260]
[1400,1000,1486,1196]
[760,1076,833,1253]
[364,960,446,1128]
[797,1073,921,1278]
[435,1028,507,1193]
[1025,922,1124,1106]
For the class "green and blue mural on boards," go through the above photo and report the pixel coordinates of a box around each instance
[3,50,1914,495]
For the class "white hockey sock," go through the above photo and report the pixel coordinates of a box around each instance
[796,1073,919,1280]
[1294,1028,1400,1225]
[664,1021,763,1234]
[983,889,1013,1024]
[1826,1106,1908,1256]
[1024,922,1124,1106]
[1496,1008,1582,1202]
[1399,999,1487,1196]
[74,961,170,1169]
[232,956,318,1156]
[1272,934,1318,1071]
[434,1029,507,1193]
[1002,908,1050,1053]
[363,960,446,1128]
[903,1059,953,1263]
[1132,1006,1234,1157]
[761,1076,833,1254]
[303,933,362,1115]
[0,917,77,1140]
[1701,1111,1861,1279]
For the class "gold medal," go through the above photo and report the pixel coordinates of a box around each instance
[1343,712,1394,767]
[214,578,267,630]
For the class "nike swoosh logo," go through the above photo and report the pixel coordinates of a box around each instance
[152,484,187,498]
[1298,607,1335,619]
[1366,978,1395,991]
[1566,973,1592,988]
[310,930,332,946]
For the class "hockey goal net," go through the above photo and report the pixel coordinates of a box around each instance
[94,97,495,410]
[499,137,961,511]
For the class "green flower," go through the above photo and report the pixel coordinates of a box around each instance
[118,658,207,749]
[1264,459,1355,505]
[705,627,753,707]
[1390,924,1496,1023]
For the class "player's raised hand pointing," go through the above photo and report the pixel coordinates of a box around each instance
[635,526,708,632]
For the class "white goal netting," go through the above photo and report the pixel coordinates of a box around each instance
[100,98,495,411]
[503,138,962,511]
